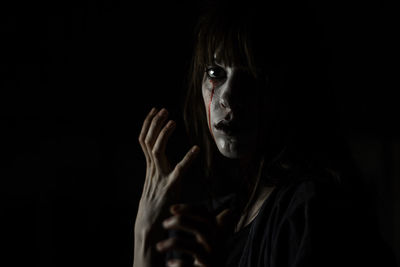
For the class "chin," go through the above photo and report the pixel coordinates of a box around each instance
[215,136,253,159]
[218,149,243,159]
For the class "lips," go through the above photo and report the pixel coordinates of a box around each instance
[214,120,244,136]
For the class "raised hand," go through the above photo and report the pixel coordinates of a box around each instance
[134,108,200,267]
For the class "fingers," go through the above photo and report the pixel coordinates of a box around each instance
[169,203,211,217]
[138,107,158,165]
[156,236,209,266]
[164,259,187,267]
[152,119,177,172]
[165,259,205,267]
[162,213,214,253]
[139,107,201,191]
[163,214,212,237]
[144,108,169,155]
[139,107,172,170]
[169,204,214,227]
[170,146,200,185]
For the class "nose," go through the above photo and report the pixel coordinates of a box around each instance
[218,69,254,113]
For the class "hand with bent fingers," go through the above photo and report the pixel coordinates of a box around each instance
[156,203,233,267]
[134,108,200,267]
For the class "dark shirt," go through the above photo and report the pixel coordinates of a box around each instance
[224,219,253,266]
[215,178,396,267]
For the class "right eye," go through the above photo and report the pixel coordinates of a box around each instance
[205,66,227,80]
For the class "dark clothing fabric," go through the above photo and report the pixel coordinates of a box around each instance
[211,178,397,267]
[224,219,253,267]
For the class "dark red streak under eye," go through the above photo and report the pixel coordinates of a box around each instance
[208,82,215,139]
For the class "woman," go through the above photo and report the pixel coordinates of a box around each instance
[134,1,393,266]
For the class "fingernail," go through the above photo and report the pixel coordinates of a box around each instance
[170,204,182,213]
[156,242,163,251]
[168,120,176,128]
[162,217,174,228]
[167,259,179,267]
[159,109,168,117]
[191,146,200,153]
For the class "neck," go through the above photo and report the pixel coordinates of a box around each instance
[211,152,261,202]
[226,154,263,203]
[224,152,257,176]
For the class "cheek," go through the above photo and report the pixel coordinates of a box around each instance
[202,80,216,134]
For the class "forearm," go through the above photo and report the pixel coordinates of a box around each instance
[133,223,163,267]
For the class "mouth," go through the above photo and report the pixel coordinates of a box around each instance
[214,120,245,136]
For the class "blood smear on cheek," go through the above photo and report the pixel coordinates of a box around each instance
[208,81,215,139]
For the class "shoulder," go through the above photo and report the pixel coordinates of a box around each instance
[269,178,328,215]
[268,177,355,232]
[252,178,325,241]
[274,178,393,267]
[256,177,352,248]
[250,178,395,267]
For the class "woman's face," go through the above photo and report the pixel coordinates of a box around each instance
[202,59,261,159]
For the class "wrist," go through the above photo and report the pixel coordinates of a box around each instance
[133,228,162,267]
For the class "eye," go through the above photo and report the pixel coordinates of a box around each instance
[205,66,227,80]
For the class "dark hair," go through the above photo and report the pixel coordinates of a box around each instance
[184,0,358,198]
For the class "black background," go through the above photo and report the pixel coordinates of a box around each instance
[1,0,398,266]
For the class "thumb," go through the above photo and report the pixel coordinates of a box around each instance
[216,208,234,227]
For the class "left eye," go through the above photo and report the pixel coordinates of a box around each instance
[205,66,226,80]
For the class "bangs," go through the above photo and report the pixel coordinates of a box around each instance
[193,5,265,78]
[191,0,305,79]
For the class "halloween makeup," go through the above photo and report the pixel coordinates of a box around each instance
[202,61,260,159]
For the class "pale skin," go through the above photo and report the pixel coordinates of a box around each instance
[134,61,275,267]
[203,62,260,159]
